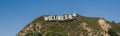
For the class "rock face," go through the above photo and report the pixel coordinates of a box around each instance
[16,14,120,36]
[98,19,111,36]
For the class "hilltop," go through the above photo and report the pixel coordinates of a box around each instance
[16,14,120,36]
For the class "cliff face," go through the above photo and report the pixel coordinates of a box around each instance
[16,15,120,36]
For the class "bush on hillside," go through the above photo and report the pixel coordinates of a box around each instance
[25,32,41,36]
[108,28,118,36]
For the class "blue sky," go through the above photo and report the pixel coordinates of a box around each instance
[0,0,120,36]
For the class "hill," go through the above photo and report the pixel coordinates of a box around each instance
[16,14,120,36]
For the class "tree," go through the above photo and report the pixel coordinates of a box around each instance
[112,21,115,24]
[108,28,118,36]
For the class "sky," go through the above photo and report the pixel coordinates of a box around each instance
[0,0,120,36]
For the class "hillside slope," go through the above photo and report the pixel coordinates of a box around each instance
[16,14,120,36]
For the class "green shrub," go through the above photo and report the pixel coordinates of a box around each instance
[46,30,67,36]
[108,28,118,36]
[25,32,41,36]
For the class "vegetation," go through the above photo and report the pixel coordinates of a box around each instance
[25,32,41,36]
[108,28,118,36]
[107,21,120,33]
[81,16,102,30]
[46,30,67,36]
